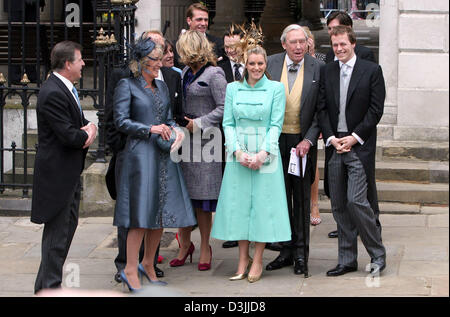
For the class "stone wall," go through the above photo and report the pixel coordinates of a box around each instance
[135,0,162,36]
[379,0,449,142]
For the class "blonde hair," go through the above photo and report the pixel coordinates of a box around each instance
[302,26,314,41]
[240,46,271,82]
[129,46,163,78]
[176,30,217,68]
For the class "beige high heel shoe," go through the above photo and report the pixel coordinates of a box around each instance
[229,257,253,281]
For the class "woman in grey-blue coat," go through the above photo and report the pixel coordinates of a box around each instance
[113,36,196,292]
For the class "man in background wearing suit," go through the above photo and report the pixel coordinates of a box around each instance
[217,27,244,249]
[318,26,386,277]
[325,11,377,239]
[265,25,322,276]
[105,30,182,283]
[174,2,225,69]
[31,41,97,293]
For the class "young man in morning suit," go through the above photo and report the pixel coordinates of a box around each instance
[31,41,98,293]
[318,26,386,277]
[265,24,322,276]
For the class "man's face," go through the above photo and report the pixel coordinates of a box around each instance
[327,18,341,36]
[67,49,85,82]
[331,33,355,64]
[224,35,241,62]
[187,9,209,33]
[282,29,307,64]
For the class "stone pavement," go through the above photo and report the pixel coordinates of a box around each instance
[0,212,448,297]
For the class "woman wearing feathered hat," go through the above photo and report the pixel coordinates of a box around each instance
[113,35,196,292]
[211,24,292,283]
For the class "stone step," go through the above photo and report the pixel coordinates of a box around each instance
[316,140,449,162]
[317,159,449,184]
[319,180,449,205]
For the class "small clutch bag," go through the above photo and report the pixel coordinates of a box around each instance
[156,129,177,153]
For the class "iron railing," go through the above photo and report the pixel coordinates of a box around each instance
[0,0,138,197]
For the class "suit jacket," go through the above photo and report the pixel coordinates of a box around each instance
[217,56,234,83]
[104,66,181,199]
[267,53,323,184]
[31,74,90,224]
[318,58,385,214]
[325,44,376,64]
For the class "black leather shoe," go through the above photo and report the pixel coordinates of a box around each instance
[265,242,283,251]
[114,271,122,283]
[328,230,338,238]
[370,257,386,276]
[294,258,307,275]
[155,266,164,278]
[222,240,238,248]
[265,256,293,271]
[326,264,357,276]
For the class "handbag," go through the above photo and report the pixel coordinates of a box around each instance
[156,129,177,153]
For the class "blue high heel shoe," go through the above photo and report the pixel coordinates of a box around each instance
[138,263,168,286]
[119,270,142,293]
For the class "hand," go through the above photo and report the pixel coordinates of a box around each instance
[170,129,185,153]
[331,137,351,154]
[185,117,194,133]
[81,123,97,149]
[338,136,358,152]
[235,150,252,168]
[151,124,172,140]
[248,151,268,170]
[296,140,311,158]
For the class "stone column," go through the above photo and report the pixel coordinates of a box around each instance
[209,0,246,38]
[260,0,296,55]
[135,0,162,34]
[299,0,324,31]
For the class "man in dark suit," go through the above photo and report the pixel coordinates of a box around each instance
[318,26,386,277]
[31,41,97,294]
[105,30,182,283]
[265,25,322,276]
[174,2,225,69]
[325,11,377,239]
[217,27,244,249]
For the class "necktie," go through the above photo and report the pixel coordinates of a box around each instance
[233,63,242,81]
[287,63,299,93]
[338,64,351,132]
[72,86,83,115]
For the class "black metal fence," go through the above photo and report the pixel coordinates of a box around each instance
[0,0,138,197]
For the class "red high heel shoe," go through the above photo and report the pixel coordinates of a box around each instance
[169,242,195,267]
[198,245,212,271]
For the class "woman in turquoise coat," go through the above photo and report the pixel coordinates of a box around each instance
[211,46,291,283]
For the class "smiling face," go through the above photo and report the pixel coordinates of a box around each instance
[331,33,356,64]
[282,29,307,64]
[246,53,266,84]
[224,34,242,62]
[187,9,209,33]
[66,49,85,82]
[163,44,175,68]
[143,49,163,80]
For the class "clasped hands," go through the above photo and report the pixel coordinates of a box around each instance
[81,123,97,149]
[331,135,358,154]
[235,150,268,170]
[151,124,185,153]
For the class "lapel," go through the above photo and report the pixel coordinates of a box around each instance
[300,54,314,111]
[346,58,364,107]
[50,74,83,125]
[330,61,341,109]
[269,53,285,82]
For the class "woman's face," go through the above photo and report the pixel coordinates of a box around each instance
[163,45,175,68]
[143,50,163,79]
[246,53,266,82]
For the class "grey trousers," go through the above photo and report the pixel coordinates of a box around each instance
[34,181,81,294]
[328,150,386,267]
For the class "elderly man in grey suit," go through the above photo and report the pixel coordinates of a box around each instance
[265,24,322,277]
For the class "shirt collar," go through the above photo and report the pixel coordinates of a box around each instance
[285,54,304,69]
[339,54,357,70]
[53,71,74,92]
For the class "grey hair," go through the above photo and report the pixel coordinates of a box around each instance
[280,24,309,43]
